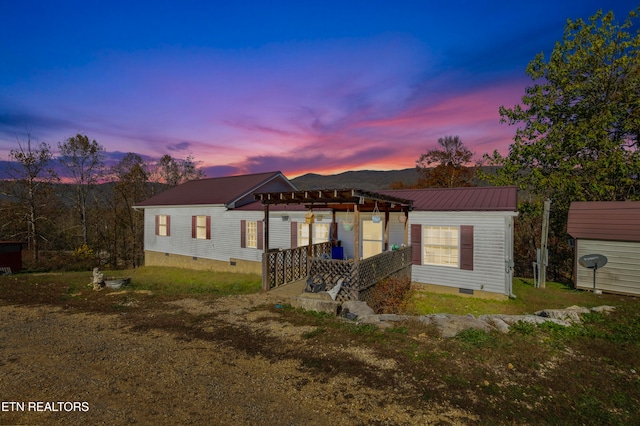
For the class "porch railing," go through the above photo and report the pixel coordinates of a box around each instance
[308,246,413,303]
[262,242,331,291]
[263,243,412,304]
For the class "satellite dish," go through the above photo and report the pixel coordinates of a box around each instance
[578,254,608,269]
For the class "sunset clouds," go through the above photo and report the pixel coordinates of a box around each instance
[1,1,636,178]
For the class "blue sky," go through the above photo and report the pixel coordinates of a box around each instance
[1,1,637,177]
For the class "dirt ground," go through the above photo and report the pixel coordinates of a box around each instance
[0,284,473,425]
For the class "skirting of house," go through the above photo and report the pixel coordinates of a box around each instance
[412,282,508,300]
[144,251,262,275]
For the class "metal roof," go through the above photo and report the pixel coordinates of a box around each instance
[380,186,518,211]
[568,201,640,242]
[135,171,293,208]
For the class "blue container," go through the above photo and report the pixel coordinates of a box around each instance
[331,247,344,260]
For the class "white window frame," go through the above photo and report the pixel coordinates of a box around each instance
[298,223,330,247]
[195,215,208,240]
[246,221,258,249]
[158,215,168,236]
[423,226,459,267]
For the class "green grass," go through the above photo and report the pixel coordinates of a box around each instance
[2,266,262,298]
[124,266,262,295]
[408,278,635,316]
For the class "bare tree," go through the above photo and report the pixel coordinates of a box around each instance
[2,133,59,261]
[58,134,105,246]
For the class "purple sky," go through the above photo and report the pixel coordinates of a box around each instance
[1,1,637,178]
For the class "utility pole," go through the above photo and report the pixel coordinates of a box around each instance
[539,199,551,289]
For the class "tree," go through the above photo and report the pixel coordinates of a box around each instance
[2,133,59,261]
[416,135,475,187]
[151,154,205,187]
[484,7,640,281]
[58,134,106,246]
[109,153,150,267]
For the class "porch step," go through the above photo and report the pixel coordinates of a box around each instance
[291,294,339,315]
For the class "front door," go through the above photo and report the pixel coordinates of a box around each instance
[362,219,383,259]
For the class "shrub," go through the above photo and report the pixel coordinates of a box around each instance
[370,275,414,314]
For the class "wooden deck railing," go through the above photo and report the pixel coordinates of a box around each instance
[262,242,331,291]
[263,243,412,303]
[308,246,412,302]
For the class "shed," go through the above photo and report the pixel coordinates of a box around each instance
[567,201,640,296]
[0,241,23,274]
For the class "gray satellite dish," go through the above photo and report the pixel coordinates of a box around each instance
[578,254,608,291]
[579,254,608,269]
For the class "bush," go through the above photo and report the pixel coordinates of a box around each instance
[370,276,414,314]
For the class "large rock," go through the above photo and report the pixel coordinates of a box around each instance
[341,301,374,319]
[419,314,495,338]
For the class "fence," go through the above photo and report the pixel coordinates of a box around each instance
[262,242,332,291]
[262,244,412,302]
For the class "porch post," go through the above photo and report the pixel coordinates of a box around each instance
[403,210,409,246]
[353,204,360,264]
[262,204,270,292]
[384,209,390,251]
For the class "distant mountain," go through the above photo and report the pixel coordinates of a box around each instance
[291,166,502,191]
[291,168,420,191]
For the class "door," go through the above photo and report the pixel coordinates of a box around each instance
[362,219,383,259]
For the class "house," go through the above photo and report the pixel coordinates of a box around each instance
[567,201,640,296]
[135,171,518,298]
[134,171,301,274]
[383,186,518,298]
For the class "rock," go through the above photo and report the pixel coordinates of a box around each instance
[590,305,616,314]
[341,301,374,319]
[419,314,495,338]
[535,306,590,323]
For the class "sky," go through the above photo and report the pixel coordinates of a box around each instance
[1,1,638,178]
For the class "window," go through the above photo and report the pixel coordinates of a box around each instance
[241,220,263,249]
[192,215,211,240]
[297,223,329,247]
[155,215,170,236]
[246,221,257,248]
[423,226,459,267]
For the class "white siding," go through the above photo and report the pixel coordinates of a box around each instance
[576,239,640,295]
[409,211,514,295]
[144,206,288,263]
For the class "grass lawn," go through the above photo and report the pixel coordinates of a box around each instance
[409,277,636,316]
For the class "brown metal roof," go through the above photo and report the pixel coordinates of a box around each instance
[135,171,293,208]
[567,201,640,242]
[380,186,518,211]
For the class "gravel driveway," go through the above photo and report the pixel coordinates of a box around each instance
[0,288,471,425]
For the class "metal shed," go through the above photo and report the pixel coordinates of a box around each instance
[567,201,640,296]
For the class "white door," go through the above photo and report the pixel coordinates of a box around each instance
[362,219,383,259]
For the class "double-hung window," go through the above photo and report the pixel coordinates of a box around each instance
[423,226,459,267]
[156,215,170,236]
[297,223,329,247]
[412,224,473,270]
[246,221,257,248]
[241,220,263,249]
[192,215,211,240]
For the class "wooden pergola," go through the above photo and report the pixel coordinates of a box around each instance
[255,188,413,262]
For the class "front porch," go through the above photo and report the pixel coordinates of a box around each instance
[257,188,414,302]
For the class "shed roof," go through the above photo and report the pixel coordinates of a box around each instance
[567,201,640,242]
[135,171,293,208]
[381,186,518,211]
